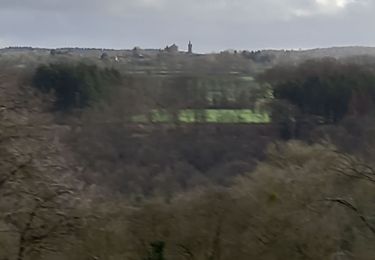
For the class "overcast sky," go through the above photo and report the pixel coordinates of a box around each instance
[0,0,374,53]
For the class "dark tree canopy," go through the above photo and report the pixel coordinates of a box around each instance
[261,59,375,123]
[33,63,121,111]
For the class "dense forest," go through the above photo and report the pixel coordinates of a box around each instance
[2,51,375,260]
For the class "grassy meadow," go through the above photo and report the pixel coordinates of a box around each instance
[133,109,270,124]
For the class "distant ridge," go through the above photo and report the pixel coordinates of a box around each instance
[2,46,375,61]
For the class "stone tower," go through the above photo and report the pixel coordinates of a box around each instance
[188,41,193,54]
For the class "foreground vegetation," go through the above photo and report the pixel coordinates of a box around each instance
[2,54,375,259]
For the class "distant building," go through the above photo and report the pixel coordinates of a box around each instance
[132,47,144,58]
[221,49,237,54]
[50,49,70,56]
[188,41,193,54]
[165,44,178,53]
[100,52,109,60]
[132,46,141,55]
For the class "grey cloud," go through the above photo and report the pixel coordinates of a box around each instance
[0,0,373,52]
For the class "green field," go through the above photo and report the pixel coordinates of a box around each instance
[133,109,270,124]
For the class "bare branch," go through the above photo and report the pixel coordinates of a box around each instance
[325,198,375,235]
[0,157,32,188]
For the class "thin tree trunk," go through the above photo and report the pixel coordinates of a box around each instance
[17,237,26,260]
[17,211,36,260]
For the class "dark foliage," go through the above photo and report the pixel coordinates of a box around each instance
[145,241,166,260]
[32,63,121,111]
[262,59,375,124]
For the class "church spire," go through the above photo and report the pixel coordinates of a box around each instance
[188,41,193,54]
